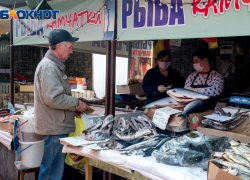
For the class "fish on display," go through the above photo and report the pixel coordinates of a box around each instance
[99,114,113,132]
[82,118,102,134]
[178,100,210,118]
[214,159,250,174]
[143,97,186,109]
[167,88,210,103]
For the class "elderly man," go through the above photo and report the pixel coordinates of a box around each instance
[34,29,89,180]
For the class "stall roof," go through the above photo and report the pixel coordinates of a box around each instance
[0,0,27,8]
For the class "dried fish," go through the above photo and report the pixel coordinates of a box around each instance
[82,119,102,133]
[214,159,250,174]
[114,131,135,143]
[224,149,250,168]
[99,115,113,132]
[134,128,151,139]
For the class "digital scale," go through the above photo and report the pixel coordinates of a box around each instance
[228,93,250,108]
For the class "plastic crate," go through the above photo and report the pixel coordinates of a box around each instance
[115,94,137,101]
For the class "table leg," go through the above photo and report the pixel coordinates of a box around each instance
[35,171,39,180]
[17,170,20,180]
[85,157,93,180]
[103,171,108,180]
[108,173,114,180]
[20,171,24,180]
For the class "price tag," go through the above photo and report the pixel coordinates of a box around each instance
[153,107,181,130]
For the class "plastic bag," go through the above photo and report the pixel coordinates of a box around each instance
[205,135,232,152]
[65,117,86,169]
[23,108,35,125]
[8,102,15,114]
[152,150,179,165]
[176,149,205,166]
[82,114,92,129]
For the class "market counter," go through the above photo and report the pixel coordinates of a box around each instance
[62,145,207,180]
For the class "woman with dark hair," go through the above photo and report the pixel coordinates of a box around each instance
[143,50,184,105]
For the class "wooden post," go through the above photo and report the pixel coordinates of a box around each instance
[85,157,93,180]
[10,19,14,106]
[110,40,116,116]
[105,41,111,116]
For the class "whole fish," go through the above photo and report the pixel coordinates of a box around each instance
[219,152,236,163]
[132,117,148,128]
[130,118,139,131]
[121,117,129,130]
[115,137,145,148]
[225,149,250,168]
[99,114,113,132]
[124,138,159,151]
[143,97,185,109]
[230,140,242,155]
[167,88,210,103]
[113,116,121,131]
[214,159,250,174]
[178,100,210,118]
[238,144,250,162]
[82,119,102,133]
[134,128,151,139]
[139,114,154,128]
[83,132,110,141]
[105,123,113,134]
[114,131,135,143]
[128,119,137,132]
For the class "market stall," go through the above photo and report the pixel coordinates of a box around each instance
[1,0,250,179]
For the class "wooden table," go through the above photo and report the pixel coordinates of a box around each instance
[84,157,151,180]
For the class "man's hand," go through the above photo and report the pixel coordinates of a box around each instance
[74,110,82,118]
[77,100,90,112]
[185,87,198,92]
[158,85,168,93]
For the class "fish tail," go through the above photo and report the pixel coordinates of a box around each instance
[178,113,188,118]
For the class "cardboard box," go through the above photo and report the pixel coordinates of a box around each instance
[117,83,145,96]
[145,108,213,132]
[208,161,241,180]
[0,122,13,133]
[15,84,34,92]
[68,77,86,82]
[197,126,250,143]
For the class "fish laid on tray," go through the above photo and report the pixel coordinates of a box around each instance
[201,107,249,131]
[213,140,250,180]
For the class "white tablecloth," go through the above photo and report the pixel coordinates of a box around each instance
[62,145,207,180]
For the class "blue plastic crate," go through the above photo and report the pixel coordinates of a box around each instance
[115,94,137,101]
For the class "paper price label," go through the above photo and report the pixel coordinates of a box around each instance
[153,107,181,130]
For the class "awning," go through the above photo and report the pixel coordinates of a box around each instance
[117,0,250,41]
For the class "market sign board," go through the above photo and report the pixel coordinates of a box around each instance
[117,0,250,41]
[13,0,115,46]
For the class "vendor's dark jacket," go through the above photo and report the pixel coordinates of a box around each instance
[143,66,184,105]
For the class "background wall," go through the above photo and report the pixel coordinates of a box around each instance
[12,46,93,90]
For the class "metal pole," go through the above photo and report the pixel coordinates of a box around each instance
[127,42,132,79]
[105,41,111,116]
[10,19,14,106]
[110,40,116,116]
[109,0,117,116]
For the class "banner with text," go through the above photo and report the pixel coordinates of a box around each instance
[117,0,250,41]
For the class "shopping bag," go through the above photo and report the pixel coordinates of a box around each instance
[65,116,86,169]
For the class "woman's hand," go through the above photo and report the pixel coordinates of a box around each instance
[158,85,168,93]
